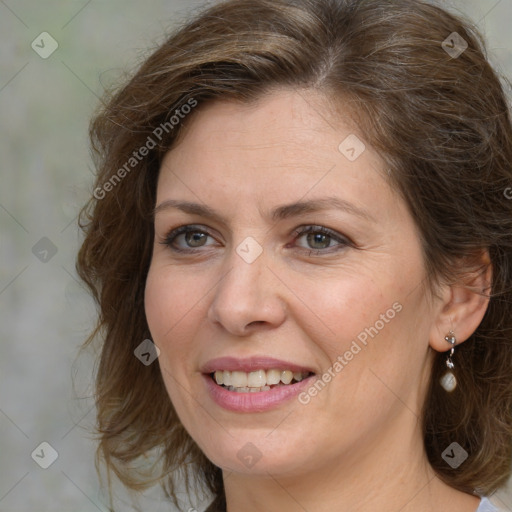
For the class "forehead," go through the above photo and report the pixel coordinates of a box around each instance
[156,89,398,223]
[170,89,360,164]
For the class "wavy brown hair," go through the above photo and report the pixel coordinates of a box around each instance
[77,0,512,509]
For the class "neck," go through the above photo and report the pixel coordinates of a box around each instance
[222,415,479,512]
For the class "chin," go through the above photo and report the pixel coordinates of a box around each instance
[191,426,314,477]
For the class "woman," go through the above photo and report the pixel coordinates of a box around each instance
[77,1,512,511]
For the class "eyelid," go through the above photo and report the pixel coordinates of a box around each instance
[291,225,353,248]
[160,223,353,254]
[159,224,220,252]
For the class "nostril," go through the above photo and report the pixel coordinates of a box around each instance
[248,320,265,327]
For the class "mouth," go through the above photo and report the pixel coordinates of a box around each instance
[201,356,317,411]
[210,369,315,393]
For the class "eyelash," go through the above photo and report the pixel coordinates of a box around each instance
[291,225,352,253]
[160,224,352,255]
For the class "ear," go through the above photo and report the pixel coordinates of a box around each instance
[429,250,492,352]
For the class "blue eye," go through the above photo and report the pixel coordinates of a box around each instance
[160,224,351,255]
[293,225,350,252]
[161,225,216,251]
[181,231,209,247]
[303,232,333,250]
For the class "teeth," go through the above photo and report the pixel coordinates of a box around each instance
[231,371,248,388]
[267,369,281,385]
[229,385,272,392]
[247,370,266,387]
[213,369,311,390]
[281,370,293,385]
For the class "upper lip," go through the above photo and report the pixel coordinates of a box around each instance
[201,356,316,374]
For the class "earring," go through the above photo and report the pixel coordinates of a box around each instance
[440,331,457,392]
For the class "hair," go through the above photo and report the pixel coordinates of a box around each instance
[77,0,512,509]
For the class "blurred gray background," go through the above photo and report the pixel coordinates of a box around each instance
[1,1,511,511]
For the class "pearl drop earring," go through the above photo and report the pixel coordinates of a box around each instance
[440,331,457,392]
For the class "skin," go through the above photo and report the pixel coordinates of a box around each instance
[144,88,490,512]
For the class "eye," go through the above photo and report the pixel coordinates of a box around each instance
[303,232,332,250]
[293,225,351,253]
[182,231,209,247]
[160,225,218,252]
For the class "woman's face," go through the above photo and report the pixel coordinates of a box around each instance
[145,89,439,478]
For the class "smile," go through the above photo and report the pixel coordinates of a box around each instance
[212,369,313,392]
[201,356,317,411]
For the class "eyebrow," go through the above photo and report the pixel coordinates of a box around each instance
[153,196,375,223]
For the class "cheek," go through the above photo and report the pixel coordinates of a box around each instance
[144,266,206,413]
[291,269,392,354]
[144,264,207,344]
[144,266,208,405]
[144,270,171,342]
[295,260,427,382]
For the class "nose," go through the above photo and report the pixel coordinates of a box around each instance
[207,246,287,337]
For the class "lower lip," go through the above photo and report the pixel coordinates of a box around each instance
[203,374,315,412]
